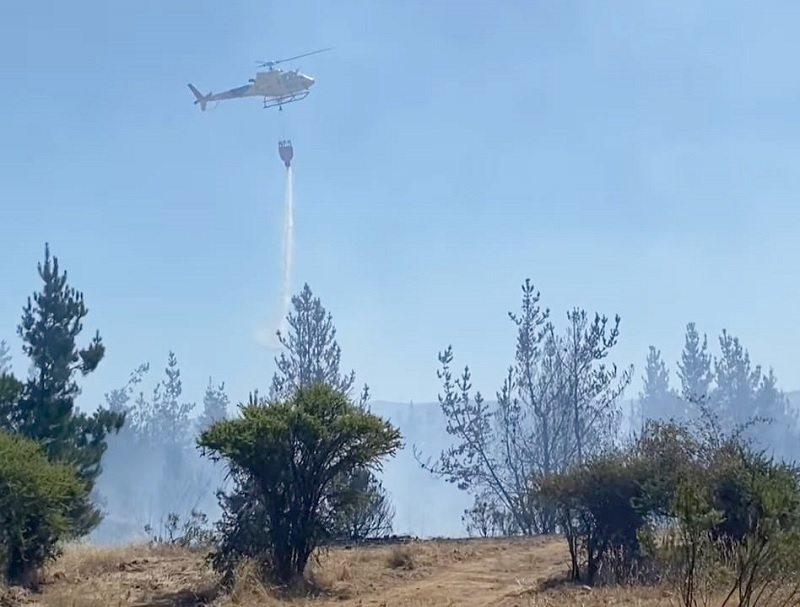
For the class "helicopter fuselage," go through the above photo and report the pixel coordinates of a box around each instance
[190,68,315,110]
[249,69,315,97]
[189,50,324,111]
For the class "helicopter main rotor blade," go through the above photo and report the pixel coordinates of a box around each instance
[255,47,332,68]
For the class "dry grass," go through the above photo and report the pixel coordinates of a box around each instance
[0,536,709,607]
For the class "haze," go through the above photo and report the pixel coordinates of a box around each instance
[1,1,799,541]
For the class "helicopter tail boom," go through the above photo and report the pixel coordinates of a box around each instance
[187,83,210,111]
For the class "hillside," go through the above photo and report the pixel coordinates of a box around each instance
[1,537,680,607]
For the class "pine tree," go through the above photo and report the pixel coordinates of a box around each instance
[269,283,367,403]
[0,374,22,428]
[419,280,632,536]
[0,342,14,424]
[712,330,760,429]
[143,352,203,517]
[11,243,124,534]
[676,322,713,410]
[251,283,390,540]
[197,377,229,432]
[638,346,682,425]
[0,340,11,374]
[752,367,799,459]
[151,351,194,449]
[710,330,798,456]
[103,362,149,415]
[558,308,629,465]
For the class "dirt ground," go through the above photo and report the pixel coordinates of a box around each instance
[1,536,680,607]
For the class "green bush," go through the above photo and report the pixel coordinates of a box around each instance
[210,463,396,587]
[144,509,215,549]
[539,451,654,584]
[207,472,266,586]
[0,429,88,587]
[198,382,402,585]
[672,445,800,607]
[538,415,800,603]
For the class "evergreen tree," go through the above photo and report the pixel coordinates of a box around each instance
[711,330,799,458]
[219,283,391,548]
[676,322,713,410]
[128,351,195,446]
[269,283,367,403]
[151,351,194,449]
[271,284,387,537]
[638,346,683,425]
[712,330,760,429]
[0,374,22,429]
[103,362,149,415]
[557,308,629,465]
[10,244,124,534]
[330,469,396,540]
[138,352,204,518]
[91,362,150,535]
[0,339,11,374]
[752,367,799,460]
[197,377,229,432]
[418,280,632,536]
[0,340,14,425]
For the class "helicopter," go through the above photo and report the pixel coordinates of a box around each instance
[188,47,330,111]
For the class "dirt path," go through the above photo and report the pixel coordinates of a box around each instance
[352,537,567,607]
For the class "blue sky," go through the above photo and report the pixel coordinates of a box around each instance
[1,0,799,413]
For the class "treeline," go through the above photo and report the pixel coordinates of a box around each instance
[415,280,800,537]
[637,325,798,459]
[415,279,800,605]
[0,246,397,587]
[93,353,230,542]
[2,246,799,604]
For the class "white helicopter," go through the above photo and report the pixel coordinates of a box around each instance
[188,48,330,111]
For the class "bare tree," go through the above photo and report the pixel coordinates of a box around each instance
[556,309,630,465]
[417,279,632,536]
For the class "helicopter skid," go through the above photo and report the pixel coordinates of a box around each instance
[263,91,310,109]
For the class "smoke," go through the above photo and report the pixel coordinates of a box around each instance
[257,166,295,350]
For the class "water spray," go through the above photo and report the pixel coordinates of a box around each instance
[276,140,295,340]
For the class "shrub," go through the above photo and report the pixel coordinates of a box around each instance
[208,471,273,586]
[671,445,800,607]
[0,429,87,587]
[386,546,415,570]
[199,382,402,585]
[539,451,654,584]
[326,468,395,542]
[144,509,215,548]
[210,463,396,586]
[539,414,800,606]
